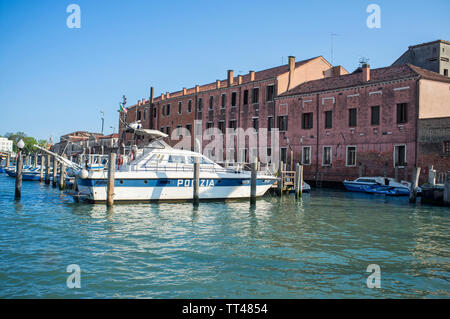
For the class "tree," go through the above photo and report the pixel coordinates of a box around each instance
[4,132,38,154]
[22,136,38,154]
[38,139,49,149]
[5,132,26,153]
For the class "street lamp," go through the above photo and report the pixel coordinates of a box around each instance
[100,110,105,135]
[17,139,25,150]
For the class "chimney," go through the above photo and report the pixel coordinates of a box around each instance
[166,92,170,99]
[150,87,154,103]
[238,75,243,85]
[183,88,187,95]
[150,87,154,129]
[362,64,370,82]
[288,56,295,90]
[216,80,221,89]
[227,70,234,86]
[138,100,141,106]
[195,85,200,93]
[333,66,341,77]
[142,98,146,104]
[161,93,165,100]
[249,71,255,81]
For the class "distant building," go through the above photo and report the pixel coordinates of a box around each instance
[51,131,119,158]
[0,137,13,153]
[120,56,348,150]
[118,41,450,185]
[277,63,450,184]
[392,40,450,77]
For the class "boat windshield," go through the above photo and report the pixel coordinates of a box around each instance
[356,178,377,183]
[167,155,186,164]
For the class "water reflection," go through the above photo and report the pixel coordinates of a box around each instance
[0,175,448,298]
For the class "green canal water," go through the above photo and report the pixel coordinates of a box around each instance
[0,174,448,298]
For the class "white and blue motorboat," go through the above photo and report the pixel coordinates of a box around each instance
[5,165,47,181]
[343,177,420,196]
[36,129,278,203]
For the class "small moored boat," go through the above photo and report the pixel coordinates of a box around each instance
[343,177,420,196]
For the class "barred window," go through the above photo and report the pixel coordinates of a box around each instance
[231,92,237,107]
[302,113,313,129]
[323,146,332,166]
[349,108,357,127]
[444,141,450,155]
[397,103,408,124]
[252,88,259,104]
[302,146,311,165]
[346,146,356,166]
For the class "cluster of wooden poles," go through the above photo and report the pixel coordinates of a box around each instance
[14,150,439,207]
[104,155,304,206]
[15,152,68,200]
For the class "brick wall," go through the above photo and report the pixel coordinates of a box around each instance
[276,78,419,182]
[417,117,450,182]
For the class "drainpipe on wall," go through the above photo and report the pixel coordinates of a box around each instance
[238,83,242,163]
[316,93,320,185]
[415,78,420,168]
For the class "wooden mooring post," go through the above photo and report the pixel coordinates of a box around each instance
[277,161,284,196]
[409,167,421,203]
[444,172,450,206]
[106,153,116,206]
[428,165,436,185]
[295,163,303,199]
[193,159,200,205]
[52,156,58,188]
[59,156,66,190]
[45,155,51,184]
[14,151,23,200]
[40,153,44,182]
[250,157,257,204]
[6,153,10,167]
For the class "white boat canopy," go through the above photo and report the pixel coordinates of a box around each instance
[133,129,168,139]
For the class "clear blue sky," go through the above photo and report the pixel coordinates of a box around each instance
[1,0,449,142]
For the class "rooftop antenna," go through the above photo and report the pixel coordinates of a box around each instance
[330,33,339,65]
[359,57,370,67]
[100,110,104,135]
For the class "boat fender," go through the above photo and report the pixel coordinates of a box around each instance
[79,169,89,179]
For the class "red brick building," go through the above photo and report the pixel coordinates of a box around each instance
[120,56,346,155]
[119,56,450,185]
[276,63,450,184]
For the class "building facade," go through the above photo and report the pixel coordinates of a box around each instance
[392,40,450,77]
[276,63,450,184]
[0,137,13,154]
[119,41,450,185]
[51,131,118,158]
[120,56,347,158]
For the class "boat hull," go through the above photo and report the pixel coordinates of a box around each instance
[343,181,412,196]
[76,175,276,202]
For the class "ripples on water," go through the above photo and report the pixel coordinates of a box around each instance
[0,175,448,298]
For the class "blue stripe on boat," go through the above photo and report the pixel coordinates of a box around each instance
[78,178,274,187]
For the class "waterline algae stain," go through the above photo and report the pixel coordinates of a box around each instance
[0,175,448,298]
